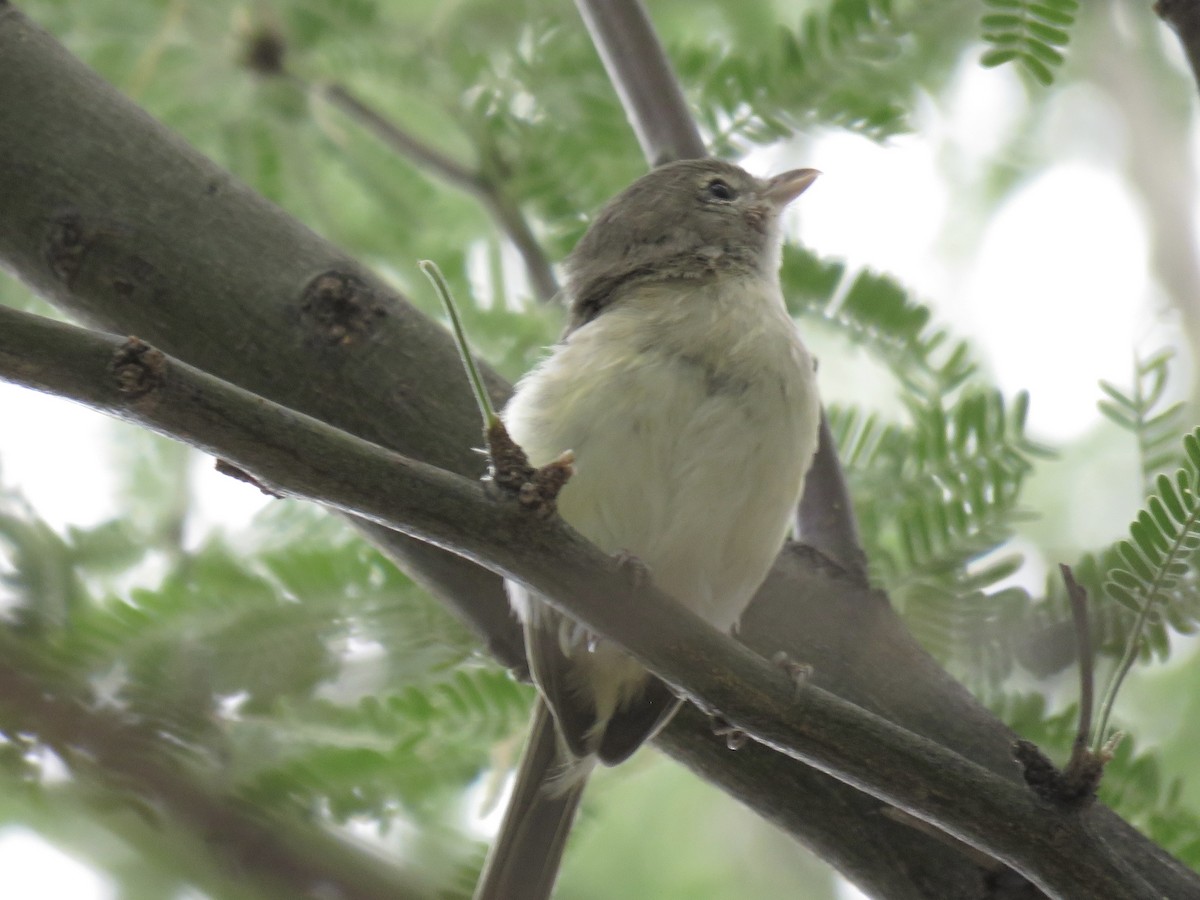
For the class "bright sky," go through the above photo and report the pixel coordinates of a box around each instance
[0,45,1197,900]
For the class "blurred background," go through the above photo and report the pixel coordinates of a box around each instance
[1,0,1199,897]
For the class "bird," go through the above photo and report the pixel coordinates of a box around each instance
[474,158,822,900]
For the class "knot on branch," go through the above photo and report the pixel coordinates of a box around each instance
[300,271,386,348]
[1013,739,1105,810]
[485,419,573,517]
[242,26,287,76]
[110,338,166,398]
[45,211,90,286]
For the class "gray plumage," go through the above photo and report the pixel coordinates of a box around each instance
[475,158,821,900]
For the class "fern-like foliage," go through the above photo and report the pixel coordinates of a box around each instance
[236,667,531,822]
[785,247,1048,681]
[782,249,975,401]
[679,0,978,153]
[1013,349,1194,683]
[1092,427,1200,746]
[980,0,1079,86]
[1099,350,1188,496]
[832,391,1043,680]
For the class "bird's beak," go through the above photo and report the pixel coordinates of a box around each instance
[763,168,821,208]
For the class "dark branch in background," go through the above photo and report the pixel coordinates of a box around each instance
[243,28,559,303]
[0,309,1164,899]
[3,9,1197,898]
[0,636,430,900]
[1090,6,1200,398]
[319,84,560,303]
[574,0,707,165]
[1157,0,1200,86]
[574,0,869,581]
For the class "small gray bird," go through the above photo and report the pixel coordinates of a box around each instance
[475,158,821,900]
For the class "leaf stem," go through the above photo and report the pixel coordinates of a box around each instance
[420,260,499,429]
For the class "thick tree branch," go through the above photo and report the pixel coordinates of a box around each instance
[0,307,1166,900]
[1,8,1196,898]
[0,634,431,900]
[0,3,527,675]
[574,0,869,580]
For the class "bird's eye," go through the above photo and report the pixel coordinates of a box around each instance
[705,179,736,201]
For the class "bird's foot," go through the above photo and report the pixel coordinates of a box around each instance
[771,651,813,699]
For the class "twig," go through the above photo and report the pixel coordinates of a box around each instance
[419,259,573,514]
[419,260,498,427]
[240,25,559,302]
[319,83,559,302]
[323,84,480,188]
[1060,563,1094,760]
[1009,567,1108,811]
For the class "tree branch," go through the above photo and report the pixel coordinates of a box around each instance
[238,24,560,304]
[0,634,431,900]
[0,307,1170,899]
[0,3,527,675]
[573,0,706,165]
[2,9,1196,897]
[1091,5,1200,396]
[315,82,560,303]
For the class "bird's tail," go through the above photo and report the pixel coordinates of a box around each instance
[473,700,592,900]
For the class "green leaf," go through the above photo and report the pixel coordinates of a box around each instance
[1028,3,1076,25]
[980,14,1023,30]
[979,48,1017,67]
[1027,21,1070,46]
[1021,53,1054,85]
[1104,580,1141,612]
[1117,540,1153,581]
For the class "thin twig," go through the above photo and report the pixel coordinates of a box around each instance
[322,83,481,188]
[318,83,559,302]
[419,259,574,513]
[1059,564,1094,771]
[1009,568,1107,810]
[242,26,559,300]
[420,259,498,428]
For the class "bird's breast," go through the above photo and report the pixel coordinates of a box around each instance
[503,276,820,630]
